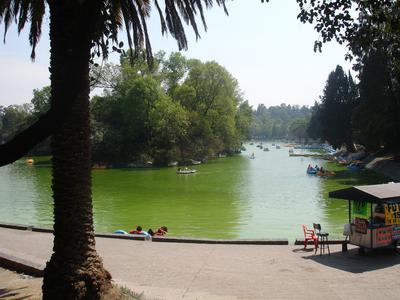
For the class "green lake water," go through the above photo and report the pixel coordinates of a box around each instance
[0,144,388,241]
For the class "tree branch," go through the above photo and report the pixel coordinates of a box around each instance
[0,109,55,167]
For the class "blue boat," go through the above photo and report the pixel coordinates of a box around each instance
[306,168,317,175]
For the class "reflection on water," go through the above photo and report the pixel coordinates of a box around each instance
[92,161,247,239]
[0,144,389,241]
[0,163,52,226]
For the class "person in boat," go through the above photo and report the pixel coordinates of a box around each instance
[148,226,168,236]
[129,226,150,237]
[154,226,168,236]
[314,165,319,171]
[307,164,312,171]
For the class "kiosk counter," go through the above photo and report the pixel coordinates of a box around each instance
[329,182,400,253]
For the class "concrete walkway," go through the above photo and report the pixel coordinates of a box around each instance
[1,227,400,300]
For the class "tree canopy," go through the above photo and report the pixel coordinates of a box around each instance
[250,103,311,141]
[91,51,251,165]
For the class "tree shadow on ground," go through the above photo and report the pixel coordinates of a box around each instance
[0,286,33,299]
[302,247,400,273]
[326,169,389,187]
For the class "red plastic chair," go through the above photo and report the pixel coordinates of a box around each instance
[302,225,318,250]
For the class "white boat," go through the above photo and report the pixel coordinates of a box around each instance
[168,161,178,166]
[177,168,196,174]
[190,159,202,165]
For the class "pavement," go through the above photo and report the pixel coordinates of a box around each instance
[1,227,400,300]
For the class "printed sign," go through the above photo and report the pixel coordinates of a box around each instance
[352,201,369,217]
[355,217,368,234]
[384,203,400,225]
[392,225,400,241]
[376,226,392,246]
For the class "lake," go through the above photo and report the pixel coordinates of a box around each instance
[0,143,388,241]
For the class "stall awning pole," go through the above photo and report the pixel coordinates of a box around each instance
[349,201,351,223]
[370,202,373,249]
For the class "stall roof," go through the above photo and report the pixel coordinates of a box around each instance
[329,182,400,203]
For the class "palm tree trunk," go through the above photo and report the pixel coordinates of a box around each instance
[42,1,111,299]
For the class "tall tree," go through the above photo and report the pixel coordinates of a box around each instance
[0,1,228,298]
[353,50,397,150]
[307,101,322,140]
[296,0,400,151]
[317,65,358,150]
[174,60,242,156]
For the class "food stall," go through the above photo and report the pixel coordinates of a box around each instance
[329,182,400,254]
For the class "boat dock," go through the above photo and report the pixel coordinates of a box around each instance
[289,153,332,159]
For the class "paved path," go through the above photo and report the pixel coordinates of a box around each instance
[1,227,400,300]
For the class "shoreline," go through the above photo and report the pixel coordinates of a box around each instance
[0,222,348,247]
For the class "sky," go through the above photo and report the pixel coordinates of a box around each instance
[0,0,353,109]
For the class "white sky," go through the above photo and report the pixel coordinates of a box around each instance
[0,0,353,108]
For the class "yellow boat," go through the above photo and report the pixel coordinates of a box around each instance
[25,158,34,165]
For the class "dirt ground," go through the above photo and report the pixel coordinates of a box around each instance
[0,267,42,299]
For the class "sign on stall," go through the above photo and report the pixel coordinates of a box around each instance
[355,217,368,234]
[376,226,392,246]
[384,203,400,225]
[352,200,369,217]
[392,225,400,241]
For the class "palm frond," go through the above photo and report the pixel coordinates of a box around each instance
[154,0,167,35]
[117,0,228,60]
[0,0,45,60]
[29,0,45,59]
[0,0,229,63]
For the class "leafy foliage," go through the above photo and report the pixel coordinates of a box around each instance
[91,52,250,165]
[297,0,400,152]
[0,104,31,143]
[250,103,311,140]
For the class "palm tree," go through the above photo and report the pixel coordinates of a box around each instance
[0,1,227,298]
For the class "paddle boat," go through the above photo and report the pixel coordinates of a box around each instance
[306,167,317,175]
[25,158,34,165]
[177,167,196,174]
